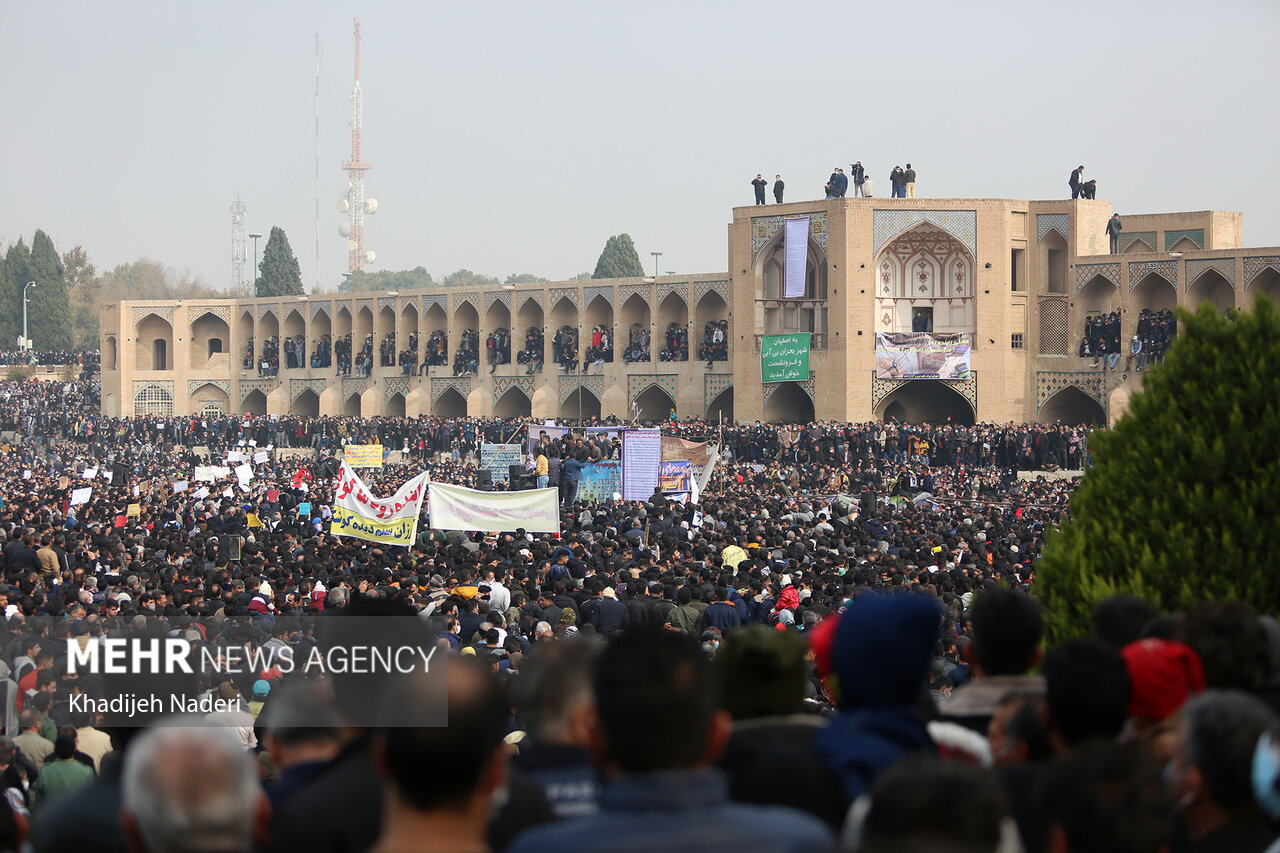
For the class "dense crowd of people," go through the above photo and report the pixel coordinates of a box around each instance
[0,351,98,369]
[1081,308,1176,371]
[0,368,1272,853]
[698,319,728,367]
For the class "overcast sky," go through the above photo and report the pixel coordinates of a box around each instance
[4,0,1277,291]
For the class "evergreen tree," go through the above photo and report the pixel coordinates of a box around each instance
[1035,300,1280,643]
[0,240,33,350]
[28,230,72,351]
[255,226,304,297]
[63,245,100,351]
[592,234,644,279]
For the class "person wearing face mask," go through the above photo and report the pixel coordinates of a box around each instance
[1169,690,1276,853]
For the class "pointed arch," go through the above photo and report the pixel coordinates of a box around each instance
[585,293,613,330]
[386,392,406,419]
[342,391,362,417]
[1248,267,1280,307]
[433,387,467,418]
[874,223,974,336]
[706,386,734,422]
[874,380,975,425]
[1187,269,1235,313]
[189,382,231,416]
[103,336,118,371]
[190,311,231,370]
[335,305,353,340]
[763,382,815,424]
[283,309,305,339]
[633,384,676,422]
[493,386,532,419]
[1132,273,1178,314]
[242,389,268,416]
[134,314,174,371]
[557,387,601,422]
[1167,236,1200,253]
[1039,386,1106,426]
[1122,238,1155,254]
[550,295,578,331]
[292,388,320,417]
[1078,275,1118,315]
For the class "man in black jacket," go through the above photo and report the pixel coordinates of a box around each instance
[751,174,767,205]
[773,175,784,203]
[1069,165,1085,199]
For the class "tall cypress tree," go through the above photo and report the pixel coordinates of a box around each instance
[28,230,73,351]
[592,234,645,279]
[0,240,33,350]
[256,226,304,297]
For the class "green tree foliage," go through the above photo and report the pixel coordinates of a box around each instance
[98,259,220,303]
[0,240,33,349]
[338,266,436,293]
[570,271,593,280]
[441,269,500,288]
[28,230,73,351]
[63,246,101,351]
[504,273,548,284]
[1035,300,1280,643]
[255,226,304,297]
[592,234,644,279]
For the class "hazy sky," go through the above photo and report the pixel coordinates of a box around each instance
[4,0,1278,291]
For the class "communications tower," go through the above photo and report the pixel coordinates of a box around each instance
[230,195,248,294]
[338,18,377,272]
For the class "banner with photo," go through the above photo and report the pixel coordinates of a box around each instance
[577,460,622,502]
[480,443,525,484]
[331,461,428,547]
[428,482,559,533]
[343,444,385,468]
[874,332,972,380]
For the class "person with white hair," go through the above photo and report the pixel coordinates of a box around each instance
[121,723,267,853]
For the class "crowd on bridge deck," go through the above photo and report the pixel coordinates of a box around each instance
[0,371,1274,853]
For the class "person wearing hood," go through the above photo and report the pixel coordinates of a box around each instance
[811,593,940,802]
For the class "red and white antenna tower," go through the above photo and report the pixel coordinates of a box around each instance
[338,18,377,272]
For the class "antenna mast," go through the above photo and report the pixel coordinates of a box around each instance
[230,195,247,295]
[339,18,376,273]
[314,34,322,292]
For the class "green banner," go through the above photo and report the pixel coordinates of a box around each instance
[760,333,811,383]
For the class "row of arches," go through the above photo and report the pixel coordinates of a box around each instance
[111,288,730,374]
[1078,267,1280,318]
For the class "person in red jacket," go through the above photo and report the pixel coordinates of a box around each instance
[774,575,800,614]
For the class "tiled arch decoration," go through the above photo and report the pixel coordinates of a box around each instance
[1075,263,1121,294]
[311,301,332,320]
[377,297,397,313]
[693,281,730,307]
[1244,257,1280,289]
[548,288,579,310]
[421,294,446,315]
[751,211,830,261]
[290,378,329,403]
[1128,260,1178,291]
[704,374,733,409]
[355,298,374,316]
[583,285,614,307]
[1185,258,1236,291]
[1035,371,1107,411]
[557,375,607,406]
[762,371,817,406]
[449,292,480,314]
[492,375,535,402]
[186,305,231,327]
[873,210,978,258]
[1036,213,1070,244]
[431,376,472,403]
[871,372,978,413]
[484,290,513,313]
[131,306,175,327]
[257,303,280,321]
[383,376,411,401]
[627,374,681,405]
[188,379,231,397]
[239,379,277,403]
[617,283,652,309]
[342,377,370,400]
[657,281,690,303]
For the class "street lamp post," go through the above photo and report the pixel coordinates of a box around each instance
[650,252,662,278]
[22,281,36,351]
[249,234,263,294]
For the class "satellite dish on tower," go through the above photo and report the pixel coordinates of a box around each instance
[363,199,379,214]
[346,240,358,251]
[337,199,350,213]
[364,250,376,264]
[338,222,352,238]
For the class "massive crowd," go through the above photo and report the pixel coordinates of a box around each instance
[0,351,98,370]
[0,373,1271,853]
